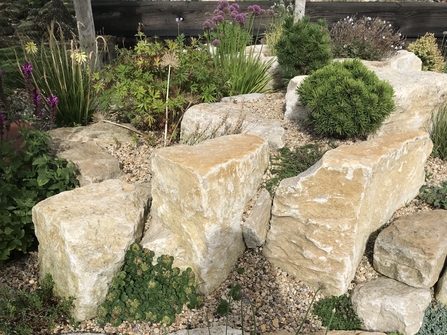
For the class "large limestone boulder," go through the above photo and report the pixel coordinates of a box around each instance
[361,50,422,72]
[263,131,432,296]
[435,267,447,304]
[141,134,269,294]
[180,99,285,150]
[374,210,447,288]
[351,277,431,335]
[33,179,151,321]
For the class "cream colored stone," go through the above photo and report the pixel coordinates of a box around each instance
[33,179,151,321]
[435,267,447,305]
[374,210,447,288]
[263,131,432,296]
[242,188,272,248]
[142,134,269,294]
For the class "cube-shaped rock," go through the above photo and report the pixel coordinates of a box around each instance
[32,179,151,321]
[142,134,269,294]
[374,210,447,288]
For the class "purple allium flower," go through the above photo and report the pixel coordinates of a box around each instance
[229,3,239,11]
[212,39,221,47]
[216,0,229,11]
[175,17,183,22]
[203,19,215,31]
[230,10,238,19]
[248,5,264,16]
[212,14,225,23]
[266,9,275,16]
[21,61,33,79]
[234,13,246,24]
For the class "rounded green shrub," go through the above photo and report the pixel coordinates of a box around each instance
[407,33,445,73]
[297,59,395,138]
[274,15,332,78]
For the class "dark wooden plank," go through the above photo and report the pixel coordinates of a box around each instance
[91,1,447,39]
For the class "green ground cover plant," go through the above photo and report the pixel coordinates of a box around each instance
[418,181,447,209]
[297,59,395,139]
[274,15,332,79]
[0,273,76,335]
[202,0,274,95]
[0,122,79,263]
[97,243,203,327]
[330,15,404,61]
[265,144,327,195]
[416,302,447,335]
[312,294,362,330]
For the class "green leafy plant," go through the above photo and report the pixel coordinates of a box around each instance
[297,59,395,138]
[95,34,228,133]
[20,21,98,127]
[407,33,445,73]
[274,15,332,79]
[312,294,362,330]
[97,243,203,327]
[0,273,76,335]
[202,0,274,95]
[265,144,326,195]
[0,124,79,263]
[418,181,447,209]
[429,102,447,160]
[441,31,447,73]
[330,15,405,61]
[416,301,447,335]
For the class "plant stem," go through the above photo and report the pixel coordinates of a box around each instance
[164,64,171,147]
[295,286,323,335]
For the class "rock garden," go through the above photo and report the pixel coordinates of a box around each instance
[2,1,447,335]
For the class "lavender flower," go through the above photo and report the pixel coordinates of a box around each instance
[21,61,33,79]
[0,110,5,137]
[33,89,43,117]
[46,93,58,124]
[212,39,221,47]
[234,13,246,24]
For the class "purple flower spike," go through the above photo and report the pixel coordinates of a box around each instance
[0,110,5,128]
[21,61,33,79]
[212,39,221,47]
[234,13,246,24]
[46,94,59,108]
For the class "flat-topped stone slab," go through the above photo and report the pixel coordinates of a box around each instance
[374,210,447,288]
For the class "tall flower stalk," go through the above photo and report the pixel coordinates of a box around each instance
[203,0,274,95]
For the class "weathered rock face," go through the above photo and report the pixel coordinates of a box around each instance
[49,122,141,186]
[33,179,151,321]
[141,134,269,294]
[263,131,432,296]
[351,277,431,335]
[374,210,447,288]
[180,99,285,150]
[242,188,272,248]
[361,50,422,72]
[435,267,447,305]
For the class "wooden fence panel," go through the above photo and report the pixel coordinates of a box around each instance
[91,1,447,39]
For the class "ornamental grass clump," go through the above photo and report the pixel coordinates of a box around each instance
[263,0,294,56]
[407,33,445,73]
[297,59,395,139]
[203,0,274,95]
[429,102,447,160]
[97,243,203,327]
[274,15,332,79]
[330,15,404,61]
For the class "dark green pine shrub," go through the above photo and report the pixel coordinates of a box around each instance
[416,302,447,335]
[97,243,203,327]
[297,59,395,139]
[312,294,363,330]
[274,15,332,79]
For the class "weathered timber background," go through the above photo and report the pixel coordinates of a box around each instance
[91,1,447,40]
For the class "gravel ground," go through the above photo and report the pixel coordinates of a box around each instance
[1,92,447,335]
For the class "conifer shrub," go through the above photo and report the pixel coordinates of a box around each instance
[407,33,445,73]
[297,59,395,139]
[97,243,203,327]
[416,302,447,335]
[330,15,405,61]
[274,15,332,79]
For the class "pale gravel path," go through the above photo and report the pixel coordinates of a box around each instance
[1,92,446,335]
